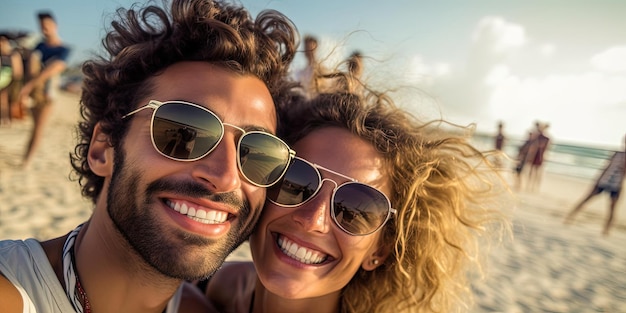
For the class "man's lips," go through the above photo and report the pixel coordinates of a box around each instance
[165,199,231,224]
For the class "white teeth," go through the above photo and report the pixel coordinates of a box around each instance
[296,247,306,258]
[165,200,228,224]
[277,235,327,264]
[288,243,298,255]
[196,210,206,219]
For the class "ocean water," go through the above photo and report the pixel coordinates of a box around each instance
[471,133,617,181]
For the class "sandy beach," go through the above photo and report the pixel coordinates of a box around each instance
[1,91,625,312]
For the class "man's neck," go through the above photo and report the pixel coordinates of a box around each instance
[42,216,182,313]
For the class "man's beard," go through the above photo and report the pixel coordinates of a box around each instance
[106,148,260,280]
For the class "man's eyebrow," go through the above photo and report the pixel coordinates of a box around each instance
[241,125,274,134]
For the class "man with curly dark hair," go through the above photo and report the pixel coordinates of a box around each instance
[0,0,298,312]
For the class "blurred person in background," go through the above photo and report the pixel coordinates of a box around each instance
[293,35,326,97]
[524,122,550,192]
[493,120,506,168]
[565,134,626,236]
[19,11,70,168]
[0,33,23,125]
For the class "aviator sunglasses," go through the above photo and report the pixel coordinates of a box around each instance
[267,156,396,236]
[123,100,295,187]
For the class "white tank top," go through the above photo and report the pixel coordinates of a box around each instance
[0,239,183,313]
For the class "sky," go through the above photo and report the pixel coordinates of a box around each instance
[2,0,625,149]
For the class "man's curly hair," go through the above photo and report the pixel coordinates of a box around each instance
[70,0,298,203]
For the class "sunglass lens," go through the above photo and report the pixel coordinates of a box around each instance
[152,103,223,160]
[239,132,292,186]
[333,184,389,235]
[267,158,320,205]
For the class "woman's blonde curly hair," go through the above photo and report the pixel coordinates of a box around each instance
[279,72,509,313]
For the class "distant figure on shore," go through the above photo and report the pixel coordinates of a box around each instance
[293,35,324,97]
[514,131,534,190]
[19,11,70,168]
[495,121,505,151]
[564,135,626,236]
[493,121,506,167]
[524,122,550,191]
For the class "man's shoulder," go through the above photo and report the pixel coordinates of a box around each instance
[0,239,42,312]
[0,238,73,312]
[0,238,37,254]
[0,239,45,270]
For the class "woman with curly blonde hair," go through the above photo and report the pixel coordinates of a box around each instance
[200,72,508,313]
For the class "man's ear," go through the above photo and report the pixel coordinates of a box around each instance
[88,122,114,177]
[361,240,392,271]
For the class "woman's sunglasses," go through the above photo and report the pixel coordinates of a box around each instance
[267,157,396,236]
[123,100,295,187]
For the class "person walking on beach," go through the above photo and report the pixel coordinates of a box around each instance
[18,11,70,168]
[493,120,506,167]
[527,122,550,191]
[564,135,626,236]
[197,70,507,312]
[495,121,505,151]
[514,131,534,190]
[0,0,298,312]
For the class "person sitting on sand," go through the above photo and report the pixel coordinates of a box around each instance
[196,71,508,312]
[564,134,626,236]
[0,33,24,125]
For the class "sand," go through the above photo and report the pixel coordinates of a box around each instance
[1,91,625,312]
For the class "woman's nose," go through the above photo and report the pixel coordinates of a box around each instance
[291,182,335,234]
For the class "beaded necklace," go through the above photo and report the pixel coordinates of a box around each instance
[61,223,180,313]
[62,224,91,313]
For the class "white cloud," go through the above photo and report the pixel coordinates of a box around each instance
[472,16,526,54]
[591,46,626,72]
[406,15,625,146]
[426,17,527,121]
[432,63,451,77]
[405,55,451,86]
[484,64,511,86]
[538,43,556,57]
[487,71,626,141]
